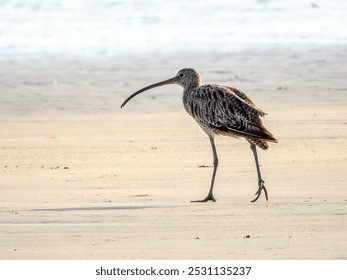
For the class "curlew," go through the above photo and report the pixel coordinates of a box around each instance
[121,68,277,202]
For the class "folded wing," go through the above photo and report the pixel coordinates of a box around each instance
[185,85,277,142]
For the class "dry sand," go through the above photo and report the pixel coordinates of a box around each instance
[0,48,346,259]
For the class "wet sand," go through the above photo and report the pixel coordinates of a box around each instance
[0,48,346,259]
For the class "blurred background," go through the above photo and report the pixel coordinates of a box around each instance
[0,0,346,114]
[1,0,346,57]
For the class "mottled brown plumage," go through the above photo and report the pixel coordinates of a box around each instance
[121,68,277,202]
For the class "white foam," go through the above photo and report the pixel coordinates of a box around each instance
[0,0,346,57]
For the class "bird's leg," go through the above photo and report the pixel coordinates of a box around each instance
[249,142,268,203]
[191,136,218,203]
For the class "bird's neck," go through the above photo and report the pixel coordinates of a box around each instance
[183,81,200,94]
[182,84,199,112]
[183,87,196,99]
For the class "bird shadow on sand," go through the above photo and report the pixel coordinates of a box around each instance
[30,205,173,212]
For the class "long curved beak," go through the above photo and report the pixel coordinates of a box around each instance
[120,77,176,108]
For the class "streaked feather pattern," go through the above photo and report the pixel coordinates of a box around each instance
[183,84,277,149]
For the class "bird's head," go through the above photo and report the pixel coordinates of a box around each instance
[175,68,202,89]
[121,68,201,108]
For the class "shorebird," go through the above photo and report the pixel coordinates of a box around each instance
[121,68,277,202]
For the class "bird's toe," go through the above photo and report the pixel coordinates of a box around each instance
[191,195,216,203]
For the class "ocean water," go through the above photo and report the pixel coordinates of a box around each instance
[0,0,346,57]
[0,0,346,115]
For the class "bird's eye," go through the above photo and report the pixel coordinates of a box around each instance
[178,73,185,78]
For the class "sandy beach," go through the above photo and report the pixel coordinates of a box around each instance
[0,47,346,259]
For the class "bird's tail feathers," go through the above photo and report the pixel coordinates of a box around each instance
[249,138,270,150]
[248,133,278,150]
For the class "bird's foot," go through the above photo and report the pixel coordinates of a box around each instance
[191,194,216,203]
[251,179,268,203]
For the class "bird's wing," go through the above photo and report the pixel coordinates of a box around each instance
[225,86,267,116]
[186,85,276,141]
